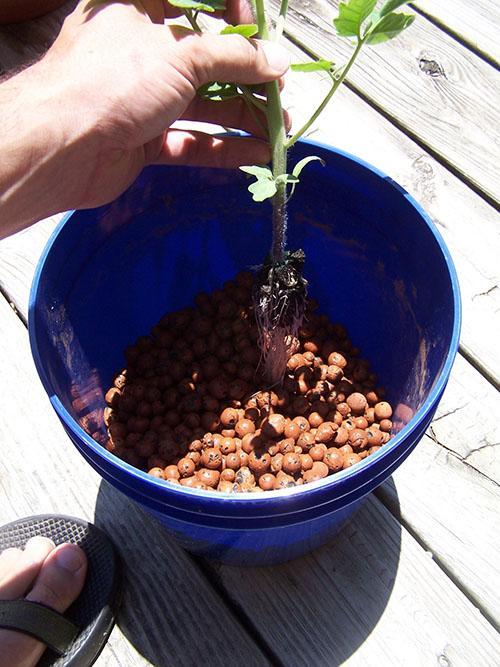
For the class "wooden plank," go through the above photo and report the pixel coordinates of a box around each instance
[413,0,500,66]
[0,215,62,318]
[377,433,500,628]
[431,354,500,483]
[0,294,269,667]
[273,0,500,204]
[213,492,500,666]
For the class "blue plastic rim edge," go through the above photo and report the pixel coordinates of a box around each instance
[28,138,462,504]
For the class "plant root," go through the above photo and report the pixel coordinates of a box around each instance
[253,249,308,385]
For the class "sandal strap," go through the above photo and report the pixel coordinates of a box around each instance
[0,599,79,655]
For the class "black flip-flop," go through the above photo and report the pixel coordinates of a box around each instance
[0,514,121,666]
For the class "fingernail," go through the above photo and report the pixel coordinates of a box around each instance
[55,545,86,573]
[261,41,290,74]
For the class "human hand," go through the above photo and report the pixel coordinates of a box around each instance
[0,0,290,234]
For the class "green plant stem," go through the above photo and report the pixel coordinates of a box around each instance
[239,86,267,113]
[285,38,364,149]
[274,0,289,41]
[254,0,288,263]
[184,9,202,32]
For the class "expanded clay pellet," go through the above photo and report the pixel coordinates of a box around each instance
[100,272,394,492]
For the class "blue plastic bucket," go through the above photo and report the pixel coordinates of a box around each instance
[29,140,461,565]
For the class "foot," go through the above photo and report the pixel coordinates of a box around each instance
[0,536,87,667]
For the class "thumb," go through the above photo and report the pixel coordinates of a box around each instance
[178,34,290,87]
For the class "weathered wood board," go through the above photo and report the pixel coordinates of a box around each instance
[274,0,500,204]
[213,492,500,666]
[413,0,500,66]
[431,354,500,484]
[378,433,500,629]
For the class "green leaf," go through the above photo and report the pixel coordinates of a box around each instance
[197,81,239,101]
[291,60,335,72]
[366,11,415,44]
[167,0,225,12]
[220,24,258,37]
[248,179,277,202]
[379,0,410,18]
[292,156,325,179]
[239,165,273,179]
[333,0,377,37]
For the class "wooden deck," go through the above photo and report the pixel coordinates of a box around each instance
[1,1,499,664]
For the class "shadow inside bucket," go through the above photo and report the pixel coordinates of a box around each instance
[94,477,402,666]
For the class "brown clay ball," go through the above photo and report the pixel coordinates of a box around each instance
[343,452,362,468]
[374,401,393,420]
[259,473,276,491]
[324,448,343,472]
[235,419,255,438]
[261,414,286,438]
[282,452,302,474]
[303,461,329,483]
[178,457,195,478]
[346,392,368,415]
[102,278,393,493]
[201,448,223,470]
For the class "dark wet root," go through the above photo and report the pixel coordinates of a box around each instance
[253,249,308,385]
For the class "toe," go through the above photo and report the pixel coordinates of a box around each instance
[0,537,55,599]
[0,548,23,583]
[26,543,87,614]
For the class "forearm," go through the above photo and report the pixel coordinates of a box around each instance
[0,63,80,238]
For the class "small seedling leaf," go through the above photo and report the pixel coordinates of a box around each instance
[333,0,377,37]
[168,0,225,12]
[220,24,258,37]
[275,174,300,185]
[240,165,274,179]
[248,179,278,202]
[198,81,239,101]
[379,0,410,18]
[291,60,334,72]
[366,11,415,44]
[292,156,325,179]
